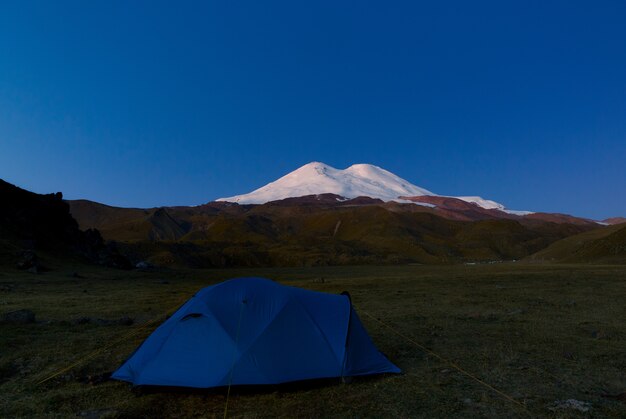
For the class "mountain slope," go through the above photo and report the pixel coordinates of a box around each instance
[68,200,191,242]
[603,217,626,225]
[529,223,626,264]
[69,196,595,267]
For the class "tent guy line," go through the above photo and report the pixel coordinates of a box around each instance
[359,309,530,416]
[33,296,189,387]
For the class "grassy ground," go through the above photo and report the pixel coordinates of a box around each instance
[1,262,626,418]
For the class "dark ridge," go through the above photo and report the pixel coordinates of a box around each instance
[0,179,131,269]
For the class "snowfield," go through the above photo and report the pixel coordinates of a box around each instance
[217,162,532,214]
[217,162,434,204]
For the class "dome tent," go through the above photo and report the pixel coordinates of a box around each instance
[112,277,400,388]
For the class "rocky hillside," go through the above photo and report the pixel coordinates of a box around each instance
[0,179,130,270]
[69,196,596,268]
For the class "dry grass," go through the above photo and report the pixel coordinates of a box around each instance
[1,262,626,418]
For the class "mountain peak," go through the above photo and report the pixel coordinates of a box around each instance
[291,161,335,177]
[217,162,434,204]
[299,161,331,170]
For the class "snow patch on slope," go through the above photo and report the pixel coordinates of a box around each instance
[503,209,535,216]
[455,196,505,210]
[454,196,534,215]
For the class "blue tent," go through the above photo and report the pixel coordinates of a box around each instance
[112,277,400,388]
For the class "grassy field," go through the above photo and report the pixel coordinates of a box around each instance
[1,262,626,418]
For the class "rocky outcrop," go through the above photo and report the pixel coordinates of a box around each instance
[0,179,131,269]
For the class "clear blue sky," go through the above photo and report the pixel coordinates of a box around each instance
[1,1,624,219]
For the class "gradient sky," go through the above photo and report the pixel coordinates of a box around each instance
[1,1,625,219]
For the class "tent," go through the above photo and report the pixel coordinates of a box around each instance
[112,277,400,388]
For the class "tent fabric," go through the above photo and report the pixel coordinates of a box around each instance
[112,277,400,388]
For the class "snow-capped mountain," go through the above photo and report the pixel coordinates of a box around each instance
[217,162,529,214]
[217,162,432,204]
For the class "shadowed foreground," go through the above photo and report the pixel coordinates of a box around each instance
[1,263,625,417]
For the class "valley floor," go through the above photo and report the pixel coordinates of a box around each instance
[1,263,626,418]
